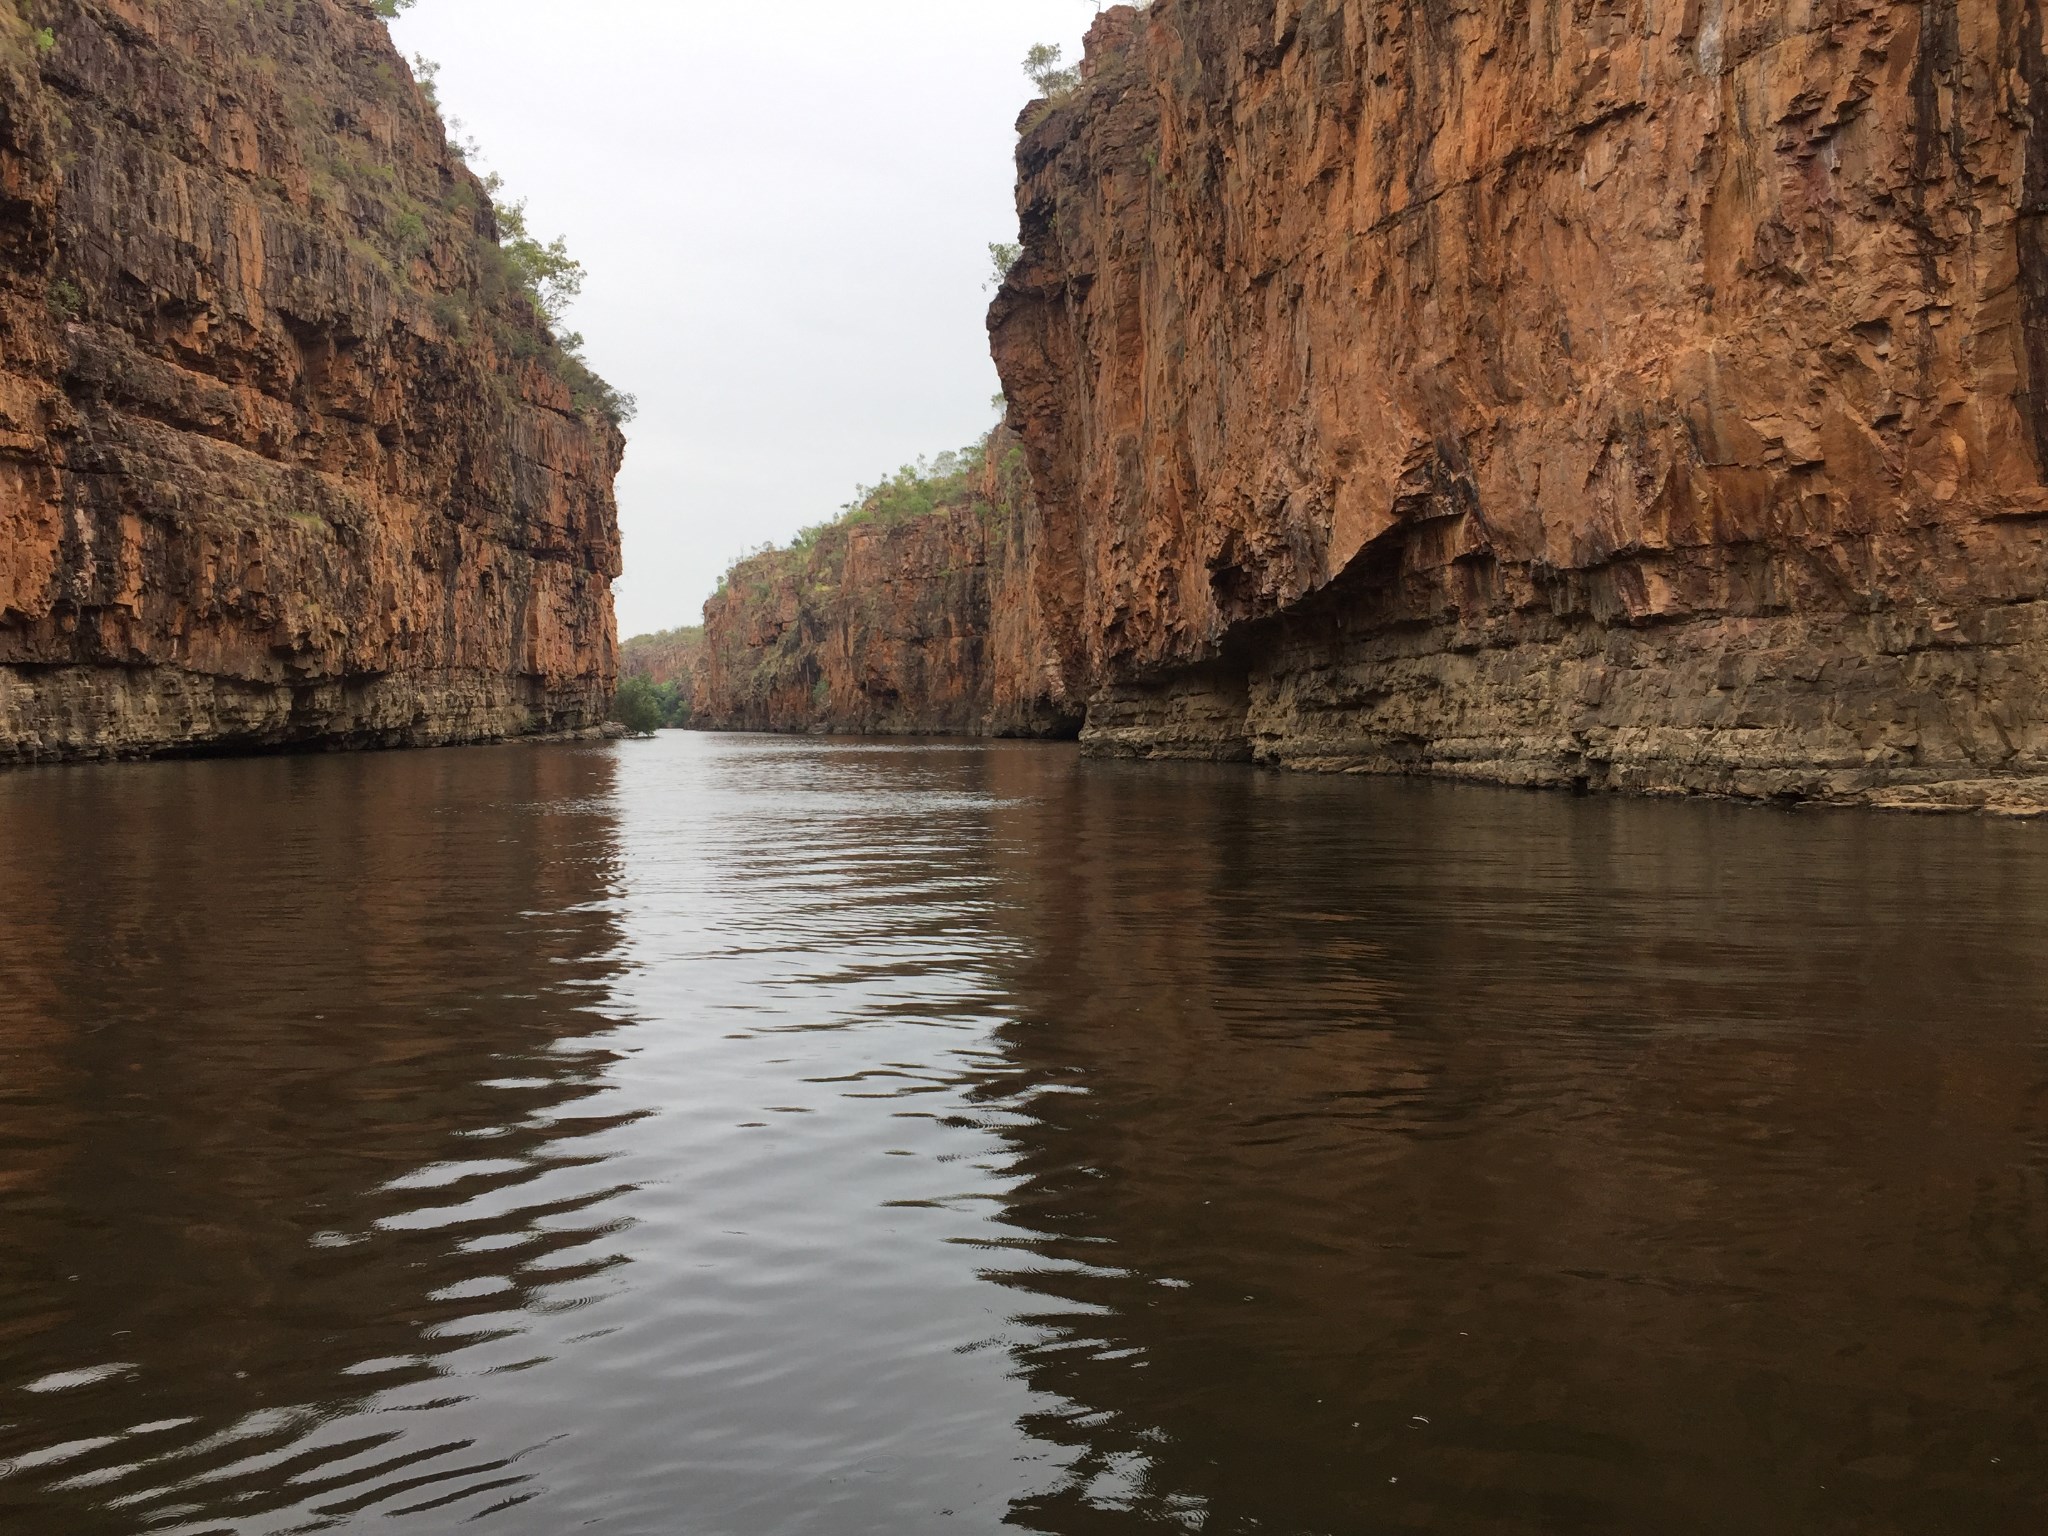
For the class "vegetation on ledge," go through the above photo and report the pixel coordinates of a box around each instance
[359,4,633,426]
[716,434,1011,602]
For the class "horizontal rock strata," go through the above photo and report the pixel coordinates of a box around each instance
[0,0,624,764]
[695,431,1081,737]
[987,0,2048,811]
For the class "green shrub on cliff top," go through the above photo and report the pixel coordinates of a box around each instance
[362,35,634,426]
[410,52,441,109]
[624,624,705,650]
[1024,43,1079,100]
[477,182,636,424]
[717,436,995,604]
[840,440,985,528]
[490,190,584,328]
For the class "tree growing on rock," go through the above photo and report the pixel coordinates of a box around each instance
[1024,43,1079,100]
[987,241,1020,290]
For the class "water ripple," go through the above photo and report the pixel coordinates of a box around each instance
[0,738,2045,1531]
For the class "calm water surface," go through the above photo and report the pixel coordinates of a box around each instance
[0,734,2045,1534]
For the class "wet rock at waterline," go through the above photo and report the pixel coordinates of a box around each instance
[985,0,2048,810]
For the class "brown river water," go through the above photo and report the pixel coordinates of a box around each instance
[0,733,2044,1535]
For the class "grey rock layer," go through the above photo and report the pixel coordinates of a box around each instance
[988,0,2048,812]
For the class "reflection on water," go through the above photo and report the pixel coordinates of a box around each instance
[0,748,640,1533]
[0,735,2045,1534]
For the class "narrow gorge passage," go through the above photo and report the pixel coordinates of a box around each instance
[695,1,2048,814]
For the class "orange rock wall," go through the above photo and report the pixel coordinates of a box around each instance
[620,628,704,692]
[0,0,623,763]
[989,0,2048,809]
[695,432,1080,737]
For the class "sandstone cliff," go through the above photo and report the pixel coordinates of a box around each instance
[619,624,702,726]
[620,626,704,692]
[695,430,1080,737]
[989,0,2048,811]
[0,0,625,763]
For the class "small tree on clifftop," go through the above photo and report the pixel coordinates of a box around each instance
[491,191,586,328]
[1024,43,1079,99]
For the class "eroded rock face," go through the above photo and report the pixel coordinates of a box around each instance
[990,0,2048,810]
[0,0,624,764]
[694,431,1081,737]
[620,626,703,691]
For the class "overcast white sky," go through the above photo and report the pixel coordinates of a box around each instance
[391,0,1103,639]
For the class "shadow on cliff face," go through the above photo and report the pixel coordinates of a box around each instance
[0,746,640,1533]
[994,0,2048,811]
[2019,0,2048,473]
[970,757,2048,1535]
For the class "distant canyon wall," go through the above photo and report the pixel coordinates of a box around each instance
[980,0,2048,810]
[0,0,624,764]
[695,430,1082,738]
[620,627,703,690]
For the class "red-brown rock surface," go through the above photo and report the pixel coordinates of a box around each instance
[989,0,2048,810]
[695,430,1081,737]
[0,0,623,763]
[620,626,703,689]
